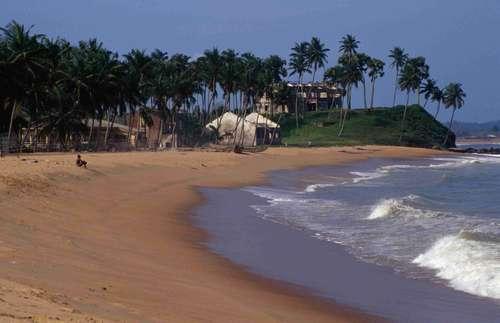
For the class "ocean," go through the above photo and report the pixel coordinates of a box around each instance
[195,153,500,322]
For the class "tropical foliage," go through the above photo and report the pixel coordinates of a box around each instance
[0,20,465,152]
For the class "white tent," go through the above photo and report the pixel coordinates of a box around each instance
[244,112,279,128]
[205,112,280,147]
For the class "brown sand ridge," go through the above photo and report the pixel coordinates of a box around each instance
[0,146,447,322]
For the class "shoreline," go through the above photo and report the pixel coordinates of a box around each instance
[196,157,500,322]
[0,146,446,322]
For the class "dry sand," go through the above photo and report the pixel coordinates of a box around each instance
[0,146,446,322]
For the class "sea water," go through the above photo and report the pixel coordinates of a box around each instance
[244,154,500,302]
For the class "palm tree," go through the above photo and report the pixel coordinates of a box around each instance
[124,49,153,146]
[356,53,371,108]
[0,21,46,151]
[307,37,329,111]
[337,35,361,111]
[219,49,240,111]
[0,20,470,152]
[389,47,408,106]
[201,48,222,120]
[420,78,437,108]
[408,56,429,105]
[324,64,347,108]
[367,58,385,109]
[431,87,444,119]
[442,83,466,145]
[289,41,311,128]
[339,34,359,58]
[262,55,287,116]
[398,61,420,142]
[307,37,329,82]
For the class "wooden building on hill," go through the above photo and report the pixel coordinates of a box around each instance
[255,82,343,115]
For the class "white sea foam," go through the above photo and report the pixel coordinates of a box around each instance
[368,198,407,219]
[349,156,495,185]
[429,155,500,169]
[413,234,500,300]
[352,157,482,184]
[245,187,339,208]
[380,164,417,170]
[304,183,336,193]
[350,171,387,183]
[429,158,481,169]
[245,156,500,301]
[367,196,439,220]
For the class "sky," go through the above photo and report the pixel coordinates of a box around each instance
[2,0,499,123]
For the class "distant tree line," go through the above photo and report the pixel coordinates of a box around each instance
[0,21,466,151]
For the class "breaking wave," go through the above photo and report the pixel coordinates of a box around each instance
[366,196,440,220]
[413,234,500,300]
[244,155,500,301]
[304,183,336,193]
[350,171,388,183]
[349,155,500,184]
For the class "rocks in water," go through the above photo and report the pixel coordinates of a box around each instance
[449,147,500,154]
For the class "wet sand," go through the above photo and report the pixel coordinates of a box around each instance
[0,147,444,322]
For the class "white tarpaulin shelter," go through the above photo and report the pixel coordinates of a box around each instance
[244,112,279,128]
[205,112,280,147]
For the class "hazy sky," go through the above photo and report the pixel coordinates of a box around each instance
[2,0,499,122]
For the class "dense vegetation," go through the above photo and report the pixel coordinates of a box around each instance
[0,20,466,152]
[279,105,454,147]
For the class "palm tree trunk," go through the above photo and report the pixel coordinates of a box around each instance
[399,91,411,143]
[434,101,441,119]
[104,109,112,147]
[393,68,399,107]
[443,107,456,146]
[312,68,319,112]
[294,80,300,129]
[21,121,32,150]
[338,86,350,136]
[127,112,133,150]
[96,116,103,151]
[329,92,335,110]
[89,118,95,147]
[294,91,299,129]
[251,113,260,147]
[171,110,177,151]
[6,101,18,153]
[136,110,142,149]
[156,118,163,150]
[338,102,343,129]
[233,98,249,149]
[207,79,216,122]
[347,84,352,110]
[268,114,282,146]
[338,107,348,137]
[231,108,244,148]
[362,80,367,109]
[370,79,376,109]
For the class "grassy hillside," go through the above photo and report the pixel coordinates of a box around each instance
[277,105,455,148]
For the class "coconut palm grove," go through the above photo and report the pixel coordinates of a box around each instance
[0,20,466,152]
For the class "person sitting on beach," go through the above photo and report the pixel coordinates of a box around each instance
[76,154,87,168]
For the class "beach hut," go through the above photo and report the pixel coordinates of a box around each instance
[205,112,280,147]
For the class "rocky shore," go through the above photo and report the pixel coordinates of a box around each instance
[449,147,500,154]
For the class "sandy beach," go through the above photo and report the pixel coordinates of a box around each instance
[0,146,445,322]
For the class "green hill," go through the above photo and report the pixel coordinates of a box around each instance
[277,105,455,148]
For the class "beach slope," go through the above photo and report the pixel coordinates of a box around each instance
[0,147,443,322]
